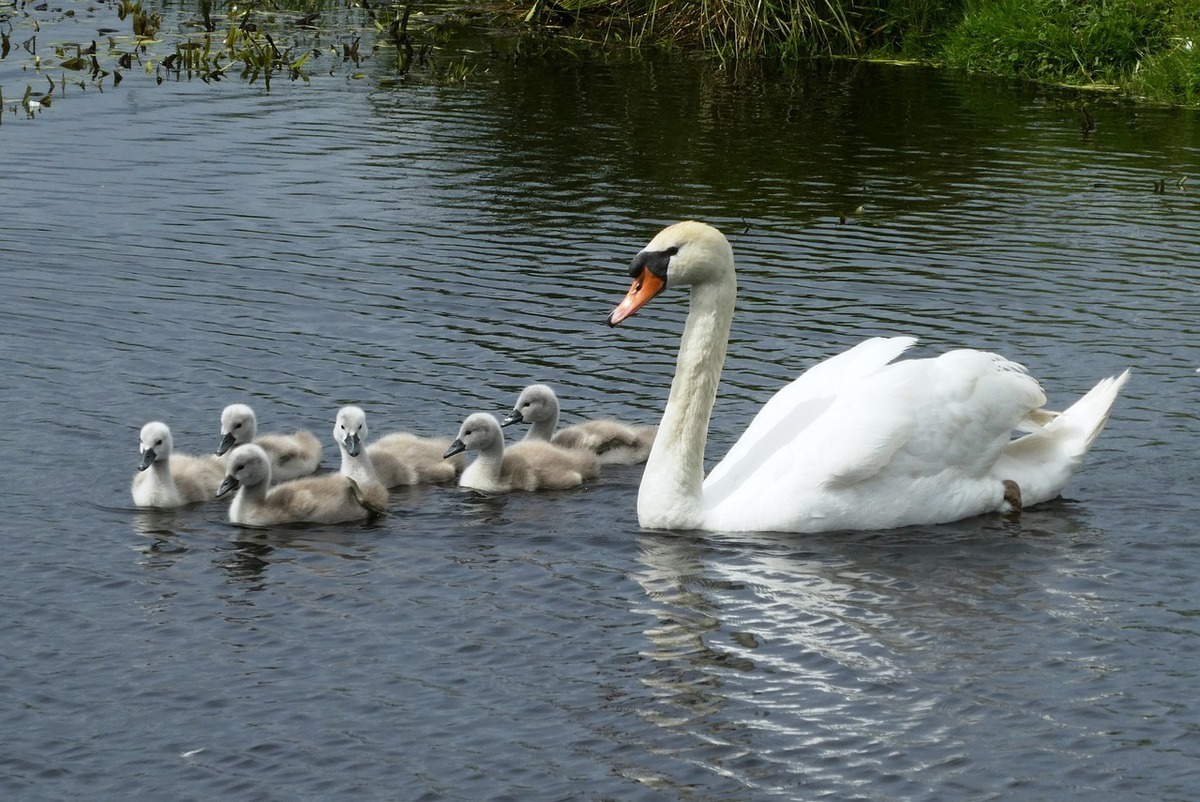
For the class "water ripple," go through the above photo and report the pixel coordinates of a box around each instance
[1,42,1197,802]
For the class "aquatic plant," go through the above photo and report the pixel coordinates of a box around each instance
[0,0,492,117]
[4,0,1198,111]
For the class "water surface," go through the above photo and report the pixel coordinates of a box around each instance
[2,6,1199,800]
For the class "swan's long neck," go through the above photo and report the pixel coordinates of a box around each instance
[527,403,559,441]
[146,458,178,504]
[639,278,735,529]
[463,437,506,490]
[340,447,380,487]
[230,478,268,521]
[151,459,176,489]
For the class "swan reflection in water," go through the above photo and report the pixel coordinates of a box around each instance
[624,507,1115,794]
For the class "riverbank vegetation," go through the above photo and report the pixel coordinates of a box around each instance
[2,1,1197,110]
[509,0,1200,106]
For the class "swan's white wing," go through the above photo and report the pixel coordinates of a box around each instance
[702,349,1048,531]
[703,336,916,497]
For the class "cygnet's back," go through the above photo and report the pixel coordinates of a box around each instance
[503,383,656,465]
[132,421,224,508]
[217,403,322,482]
[369,430,465,486]
[445,412,599,493]
[218,444,386,527]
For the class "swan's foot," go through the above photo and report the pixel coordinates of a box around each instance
[348,478,388,520]
[1000,479,1023,517]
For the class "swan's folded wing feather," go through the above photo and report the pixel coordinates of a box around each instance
[702,347,1048,523]
[704,336,916,496]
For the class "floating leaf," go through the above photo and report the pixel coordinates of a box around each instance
[60,57,90,70]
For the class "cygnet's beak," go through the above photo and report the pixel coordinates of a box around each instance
[608,266,666,327]
[501,409,523,427]
[343,433,362,457]
[443,439,466,459]
[216,475,240,498]
[216,432,237,456]
[138,448,157,471]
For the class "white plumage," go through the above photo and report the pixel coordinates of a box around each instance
[333,406,389,498]
[131,421,224,508]
[607,220,1130,534]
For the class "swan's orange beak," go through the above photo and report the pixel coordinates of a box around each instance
[608,268,665,327]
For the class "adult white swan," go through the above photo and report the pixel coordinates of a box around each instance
[607,220,1130,534]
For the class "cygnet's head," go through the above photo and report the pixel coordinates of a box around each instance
[138,421,175,471]
[218,403,259,455]
[216,444,272,498]
[502,384,559,428]
[608,220,734,326]
[444,413,503,459]
[334,406,368,457]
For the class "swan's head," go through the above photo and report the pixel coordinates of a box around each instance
[445,412,503,458]
[608,221,734,326]
[502,384,559,427]
[218,403,258,455]
[217,444,271,498]
[138,421,174,470]
[335,406,368,457]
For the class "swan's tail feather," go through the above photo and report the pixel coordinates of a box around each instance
[1053,368,1131,455]
[997,369,1130,506]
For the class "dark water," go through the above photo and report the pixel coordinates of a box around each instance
[3,5,1200,800]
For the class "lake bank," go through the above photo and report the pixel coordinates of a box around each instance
[501,0,1200,107]
[2,1,1197,113]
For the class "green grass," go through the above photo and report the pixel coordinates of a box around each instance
[938,0,1200,104]
[940,0,1173,85]
[510,0,1200,105]
[1130,40,1200,104]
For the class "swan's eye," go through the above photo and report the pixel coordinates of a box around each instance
[234,423,243,430]
[155,439,163,446]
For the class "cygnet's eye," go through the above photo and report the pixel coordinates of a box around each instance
[234,423,243,430]
[155,439,163,446]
